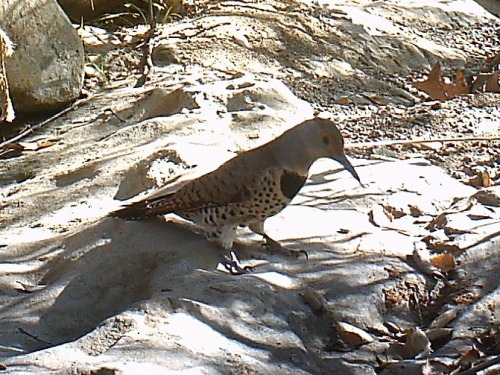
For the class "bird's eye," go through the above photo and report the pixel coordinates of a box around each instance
[322,135,330,145]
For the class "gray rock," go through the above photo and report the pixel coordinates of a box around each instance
[0,0,84,115]
[475,0,500,17]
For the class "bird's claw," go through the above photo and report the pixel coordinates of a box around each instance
[295,249,309,259]
[221,251,254,275]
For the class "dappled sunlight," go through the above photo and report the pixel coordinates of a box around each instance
[0,0,497,372]
[164,312,246,356]
[253,271,298,289]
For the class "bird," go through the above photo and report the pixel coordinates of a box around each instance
[110,117,361,274]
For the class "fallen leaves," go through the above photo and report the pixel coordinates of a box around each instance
[8,139,57,151]
[377,309,500,374]
[301,287,375,350]
[413,52,500,102]
[412,243,447,278]
[0,137,59,158]
[461,166,493,188]
[336,321,374,347]
[429,251,456,273]
[385,327,432,360]
[413,62,469,102]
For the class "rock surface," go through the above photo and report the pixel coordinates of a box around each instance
[57,0,185,22]
[0,0,498,374]
[0,0,84,115]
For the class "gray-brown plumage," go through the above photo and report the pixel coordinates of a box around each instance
[110,118,360,273]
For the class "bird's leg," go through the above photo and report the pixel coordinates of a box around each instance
[262,233,308,259]
[249,221,307,259]
[211,226,253,275]
[221,251,254,275]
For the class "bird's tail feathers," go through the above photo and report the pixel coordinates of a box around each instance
[110,193,176,220]
[110,201,152,220]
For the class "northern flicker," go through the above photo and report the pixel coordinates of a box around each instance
[110,118,360,274]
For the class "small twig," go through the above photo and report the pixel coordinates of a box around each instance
[108,108,126,122]
[345,135,500,150]
[457,354,500,375]
[481,51,500,73]
[0,97,90,149]
[134,0,156,88]
[17,327,53,347]
[170,21,231,39]
[462,230,500,251]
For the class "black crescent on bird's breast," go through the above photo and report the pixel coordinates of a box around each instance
[280,170,307,200]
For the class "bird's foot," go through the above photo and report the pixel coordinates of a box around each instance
[262,235,308,259]
[221,251,254,275]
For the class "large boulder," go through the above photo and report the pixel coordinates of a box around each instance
[57,0,185,22]
[475,0,500,16]
[0,0,84,116]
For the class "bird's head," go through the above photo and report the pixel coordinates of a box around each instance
[298,118,361,183]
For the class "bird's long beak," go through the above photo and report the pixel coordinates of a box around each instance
[334,154,361,184]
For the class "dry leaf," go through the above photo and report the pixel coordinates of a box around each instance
[39,140,56,149]
[387,327,433,360]
[386,205,406,219]
[301,287,327,314]
[430,252,456,273]
[406,327,432,359]
[382,205,395,221]
[427,241,462,254]
[336,321,374,347]
[472,189,500,207]
[385,266,402,278]
[465,168,492,188]
[467,214,492,220]
[412,243,444,278]
[416,53,500,100]
[481,169,492,188]
[471,73,489,93]
[482,51,500,73]
[14,282,45,294]
[4,137,60,153]
[453,69,471,96]
[385,342,409,360]
[425,212,447,231]
[429,307,459,329]
[369,204,394,227]
[458,347,482,368]
[334,96,350,105]
[1,142,24,150]
[384,321,401,334]
[477,329,500,354]
[413,62,473,102]
[409,205,423,217]
[413,62,449,102]
[485,71,500,92]
[425,328,453,341]
[366,94,390,105]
